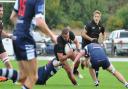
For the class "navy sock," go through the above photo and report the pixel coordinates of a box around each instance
[96,71,99,78]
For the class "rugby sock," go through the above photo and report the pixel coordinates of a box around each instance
[0,68,19,83]
[124,82,128,88]
[95,71,99,78]
[22,85,29,89]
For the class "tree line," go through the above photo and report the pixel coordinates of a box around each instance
[2,0,128,32]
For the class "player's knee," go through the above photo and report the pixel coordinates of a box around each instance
[30,74,38,82]
[108,64,116,74]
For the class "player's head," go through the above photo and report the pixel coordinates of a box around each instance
[61,27,70,41]
[93,10,101,24]
[0,4,3,19]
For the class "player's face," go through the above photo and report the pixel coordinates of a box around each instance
[93,13,101,24]
[62,32,69,41]
[0,7,3,18]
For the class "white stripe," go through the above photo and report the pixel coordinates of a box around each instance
[2,68,7,76]
[17,72,19,81]
[8,69,13,79]
[14,0,18,10]
[3,57,9,63]
[25,45,35,60]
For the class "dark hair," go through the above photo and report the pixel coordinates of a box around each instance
[0,4,3,8]
[61,28,69,35]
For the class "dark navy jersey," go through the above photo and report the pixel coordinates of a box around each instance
[14,0,45,34]
[36,59,59,85]
[84,43,107,61]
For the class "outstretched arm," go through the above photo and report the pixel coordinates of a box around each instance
[73,50,85,66]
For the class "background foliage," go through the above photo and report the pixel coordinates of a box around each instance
[2,0,128,31]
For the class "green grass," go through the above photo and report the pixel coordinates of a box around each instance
[0,60,128,89]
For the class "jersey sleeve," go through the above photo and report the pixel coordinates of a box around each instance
[13,0,18,13]
[84,22,91,32]
[69,31,75,41]
[35,0,45,19]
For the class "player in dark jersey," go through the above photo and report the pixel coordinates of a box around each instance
[0,58,61,85]
[81,10,105,79]
[0,3,14,82]
[10,0,56,89]
[73,42,128,88]
[54,27,83,85]
[0,4,13,69]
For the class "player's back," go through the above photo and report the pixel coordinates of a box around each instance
[87,43,107,61]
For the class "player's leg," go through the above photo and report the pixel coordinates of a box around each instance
[0,52,12,82]
[62,60,77,85]
[0,52,12,68]
[106,64,128,87]
[22,59,38,89]
[18,61,28,84]
[89,61,99,86]
[0,68,19,83]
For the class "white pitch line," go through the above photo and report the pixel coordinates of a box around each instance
[9,56,128,62]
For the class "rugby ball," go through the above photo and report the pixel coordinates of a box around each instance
[65,43,73,54]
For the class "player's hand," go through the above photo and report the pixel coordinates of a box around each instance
[8,34,16,40]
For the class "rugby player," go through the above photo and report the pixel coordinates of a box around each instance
[54,27,83,85]
[10,0,56,89]
[73,41,128,87]
[0,3,13,82]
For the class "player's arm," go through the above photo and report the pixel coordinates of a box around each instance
[10,0,18,25]
[73,50,85,65]
[72,50,85,71]
[81,29,93,41]
[34,16,56,43]
[34,1,56,43]
[10,10,18,25]
[57,50,73,62]
[1,31,12,38]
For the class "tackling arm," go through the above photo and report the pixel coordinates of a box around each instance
[34,16,57,43]
[73,50,85,66]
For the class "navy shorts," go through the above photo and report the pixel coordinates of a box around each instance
[13,34,37,61]
[91,59,110,71]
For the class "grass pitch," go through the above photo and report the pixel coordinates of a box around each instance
[0,60,128,89]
